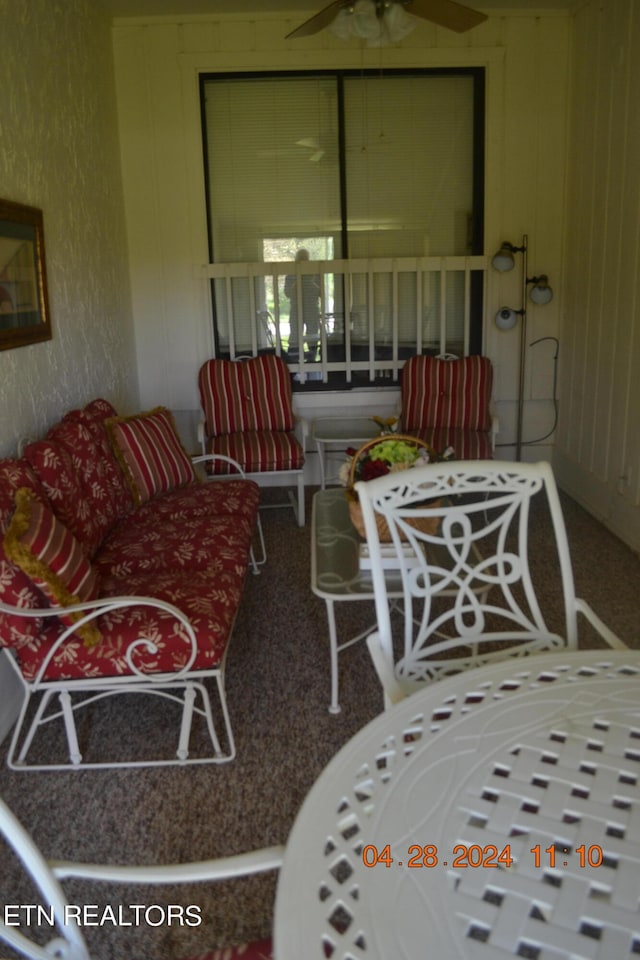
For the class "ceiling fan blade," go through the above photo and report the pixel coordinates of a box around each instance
[285,0,347,39]
[404,0,488,33]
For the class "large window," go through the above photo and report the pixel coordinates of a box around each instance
[201,68,484,388]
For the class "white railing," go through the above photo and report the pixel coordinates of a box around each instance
[202,255,487,384]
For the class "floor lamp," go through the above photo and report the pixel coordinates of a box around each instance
[492,234,553,460]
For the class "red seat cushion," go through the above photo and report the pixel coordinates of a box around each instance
[401,356,493,433]
[207,432,305,474]
[198,356,295,436]
[16,565,248,681]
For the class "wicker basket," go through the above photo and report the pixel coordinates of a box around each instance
[346,434,441,542]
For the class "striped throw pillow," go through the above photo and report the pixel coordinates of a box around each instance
[3,488,101,647]
[106,407,197,505]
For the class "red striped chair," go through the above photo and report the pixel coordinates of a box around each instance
[400,355,497,460]
[198,356,307,526]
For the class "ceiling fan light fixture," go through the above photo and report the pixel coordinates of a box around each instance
[380,2,416,42]
[330,0,380,41]
[287,0,487,42]
[329,0,416,45]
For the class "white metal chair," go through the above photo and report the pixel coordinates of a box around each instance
[355,460,627,707]
[0,791,283,960]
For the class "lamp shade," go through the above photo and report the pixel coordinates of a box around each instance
[529,276,553,305]
[495,307,519,331]
[491,243,516,272]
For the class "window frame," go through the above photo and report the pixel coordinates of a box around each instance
[199,67,486,388]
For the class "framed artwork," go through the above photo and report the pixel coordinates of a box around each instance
[0,198,52,351]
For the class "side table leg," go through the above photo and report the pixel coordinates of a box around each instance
[325,598,341,714]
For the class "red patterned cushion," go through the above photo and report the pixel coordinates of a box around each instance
[182,939,273,960]
[23,438,107,556]
[16,566,246,681]
[4,488,100,647]
[95,514,255,579]
[0,460,49,648]
[198,356,295,437]
[131,479,260,528]
[106,407,197,505]
[64,401,134,516]
[206,432,304,474]
[401,356,493,433]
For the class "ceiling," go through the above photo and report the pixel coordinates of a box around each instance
[101,0,577,19]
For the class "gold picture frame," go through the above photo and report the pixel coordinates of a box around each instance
[0,198,52,351]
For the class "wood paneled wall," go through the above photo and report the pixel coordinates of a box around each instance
[553,0,640,551]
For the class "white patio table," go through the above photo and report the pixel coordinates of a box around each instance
[274,650,640,959]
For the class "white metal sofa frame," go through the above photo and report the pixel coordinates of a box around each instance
[355,460,627,707]
[0,455,264,771]
[0,791,283,960]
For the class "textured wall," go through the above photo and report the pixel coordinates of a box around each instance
[0,0,138,456]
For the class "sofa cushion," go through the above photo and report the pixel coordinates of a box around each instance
[107,407,196,505]
[16,564,249,682]
[130,478,260,528]
[206,432,304,474]
[0,460,50,649]
[64,401,133,517]
[95,513,255,579]
[4,488,101,647]
[198,356,295,437]
[23,437,106,557]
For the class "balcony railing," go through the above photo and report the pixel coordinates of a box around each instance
[203,255,487,385]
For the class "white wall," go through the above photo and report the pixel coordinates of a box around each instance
[112,9,571,462]
[553,0,640,551]
[0,0,139,457]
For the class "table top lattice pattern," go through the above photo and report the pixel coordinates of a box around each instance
[275,654,640,960]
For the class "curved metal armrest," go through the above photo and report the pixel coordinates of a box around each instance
[0,594,199,683]
[191,452,248,478]
[52,844,284,883]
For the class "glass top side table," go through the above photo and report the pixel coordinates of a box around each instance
[311,487,403,714]
[312,416,380,488]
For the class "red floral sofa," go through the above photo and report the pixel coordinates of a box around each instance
[0,398,261,770]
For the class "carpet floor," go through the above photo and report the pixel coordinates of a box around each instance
[0,485,638,959]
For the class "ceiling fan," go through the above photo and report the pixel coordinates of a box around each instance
[285,0,488,40]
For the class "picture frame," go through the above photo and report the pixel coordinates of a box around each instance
[0,198,52,351]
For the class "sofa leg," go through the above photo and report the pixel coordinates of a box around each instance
[177,686,196,761]
[13,689,54,766]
